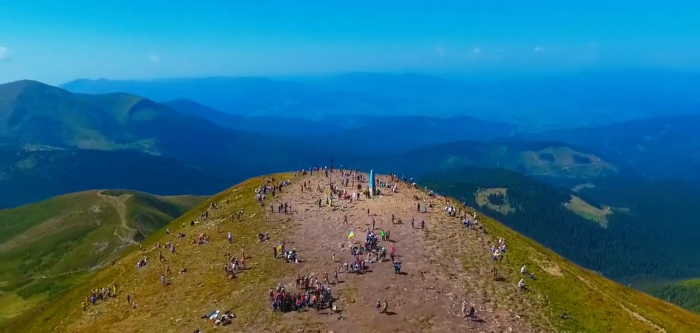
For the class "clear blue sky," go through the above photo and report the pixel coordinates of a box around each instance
[1,0,698,84]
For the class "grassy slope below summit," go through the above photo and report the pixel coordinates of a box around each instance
[454,192,700,333]
[9,172,700,333]
[0,190,205,325]
[6,173,296,333]
[421,167,700,286]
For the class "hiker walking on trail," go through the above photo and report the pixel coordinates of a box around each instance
[372,218,376,230]
[161,274,166,286]
[421,220,425,231]
[227,232,232,243]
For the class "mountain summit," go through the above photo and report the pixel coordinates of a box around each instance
[8,171,700,332]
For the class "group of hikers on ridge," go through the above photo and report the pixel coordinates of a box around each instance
[77,163,537,331]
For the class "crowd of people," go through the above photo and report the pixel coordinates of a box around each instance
[78,163,538,331]
[269,278,336,313]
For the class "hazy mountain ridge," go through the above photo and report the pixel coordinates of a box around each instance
[530,113,700,181]
[62,71,700,128]
[0,81,339,208]
[389,139,618,180]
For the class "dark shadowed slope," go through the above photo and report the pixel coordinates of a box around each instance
[0,148,235,208]
[163,98,347,137]
[163,98,243,129]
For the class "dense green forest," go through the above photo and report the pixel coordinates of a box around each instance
[421,167,700,284]
[648,280,700,313]
[0,149,236,208]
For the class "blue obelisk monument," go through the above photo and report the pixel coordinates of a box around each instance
[369,169,376,197]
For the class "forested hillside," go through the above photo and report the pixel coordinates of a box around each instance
[0,148,235,208]
[421,167,700,284]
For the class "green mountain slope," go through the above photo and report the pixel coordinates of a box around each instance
[0,190,205,324]
[6,172,700,333]
[0,80,337,208]
[421,167,700,310]
[0,80,253,158]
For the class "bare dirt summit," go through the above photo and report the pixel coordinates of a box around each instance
[18,170,700,333]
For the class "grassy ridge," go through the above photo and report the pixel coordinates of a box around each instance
[6,172,700,332]
[8,173,295,333]
[0,190,205,328]
[457,197,700,332]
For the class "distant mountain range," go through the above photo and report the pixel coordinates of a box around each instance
[163,97,518,149]
[528,114,700,182]
[390,139,619,180]
[61,70,700,129]
[0,80,335,207]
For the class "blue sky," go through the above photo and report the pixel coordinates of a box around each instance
[1,0,699,84]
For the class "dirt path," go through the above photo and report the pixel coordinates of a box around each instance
[267,171,537,333]
[98,191,137,245]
